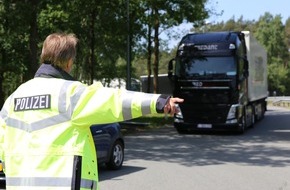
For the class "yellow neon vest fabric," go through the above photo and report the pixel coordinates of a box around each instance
[0,116,5,162]
[0,77,160,190]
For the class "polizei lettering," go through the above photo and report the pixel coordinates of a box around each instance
[14,94,51,111]
[195,44,218,51]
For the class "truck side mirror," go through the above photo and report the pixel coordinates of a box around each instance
[168,58,174,79]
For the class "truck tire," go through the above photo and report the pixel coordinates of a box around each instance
[249,106,255,128]
[261,102,266,119]
[238,114,246,134]
[176,127,188,134]
[239,122,245,134]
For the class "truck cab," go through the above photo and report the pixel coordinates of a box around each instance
[169,31,267,133]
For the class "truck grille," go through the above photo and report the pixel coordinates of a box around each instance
[181,104,230,124]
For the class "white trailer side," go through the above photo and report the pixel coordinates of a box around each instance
[242,31,268,102]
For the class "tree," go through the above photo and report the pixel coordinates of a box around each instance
[2,1,290,103]
[254,13,289,94]
[255,13,288,65]
[137,0,209,93]
[67,0,142,85]
[286,18,290,48]
[0,1,32,104]
[196,16,256,32]
[268,62,288,95]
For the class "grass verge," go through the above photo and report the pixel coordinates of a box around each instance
[120,114,174,135]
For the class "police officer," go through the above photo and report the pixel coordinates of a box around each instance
[0,33,183,190]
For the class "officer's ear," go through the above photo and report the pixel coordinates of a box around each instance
[65,59,73,73]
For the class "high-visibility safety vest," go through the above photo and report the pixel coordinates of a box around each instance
[0,116,5,163]
[0,77,161,190]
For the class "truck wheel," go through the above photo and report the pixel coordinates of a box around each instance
[261,102,266,119]
[174,126,189,134]
[249,106,255,128]
[238,116,246,134]
[176,127,188,134]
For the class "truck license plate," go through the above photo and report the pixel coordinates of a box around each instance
[197,124,212,128]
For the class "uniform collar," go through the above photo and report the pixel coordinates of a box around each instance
[34,63,77,81]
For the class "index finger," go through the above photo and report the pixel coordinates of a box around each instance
[171,97,184,103]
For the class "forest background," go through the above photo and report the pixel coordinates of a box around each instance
[0,0,289,107]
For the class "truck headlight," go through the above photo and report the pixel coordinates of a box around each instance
[226,104,239,120]
[174,104,183,119]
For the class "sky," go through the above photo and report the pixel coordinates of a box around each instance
[208,0,289,24]
[165,0,290,48]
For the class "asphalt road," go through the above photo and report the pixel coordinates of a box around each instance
[99,106,290,190]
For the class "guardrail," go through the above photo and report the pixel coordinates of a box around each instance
[267,96,290,108]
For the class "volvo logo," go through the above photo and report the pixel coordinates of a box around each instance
[192,81,203,87]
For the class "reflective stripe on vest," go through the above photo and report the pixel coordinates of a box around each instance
[4,81,156,132]
[121,90,154,120]
[5,80,86,132]
[6,176,97,189]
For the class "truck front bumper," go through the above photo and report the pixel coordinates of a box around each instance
[174,121,242,133]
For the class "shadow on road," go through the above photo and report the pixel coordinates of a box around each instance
[122,107,290,168]
[98,107,290,182]
[98,165,146,181]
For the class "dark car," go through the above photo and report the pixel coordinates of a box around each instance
[0,123,125,189]
[90,122,125,170]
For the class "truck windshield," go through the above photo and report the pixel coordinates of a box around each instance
[177,56,236,77]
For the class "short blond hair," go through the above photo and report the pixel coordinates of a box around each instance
[40,33,78,69]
